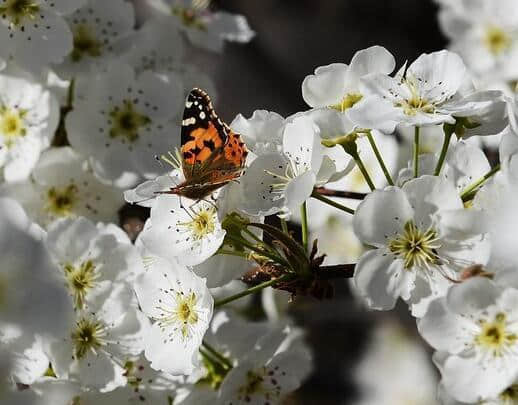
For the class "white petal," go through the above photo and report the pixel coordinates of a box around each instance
[302,63,348,108]
[353,187,414,247]
[353,249,410,310]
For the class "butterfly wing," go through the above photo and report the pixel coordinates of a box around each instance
[180,88,248,186]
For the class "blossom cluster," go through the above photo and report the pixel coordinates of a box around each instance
[3,0,518,404]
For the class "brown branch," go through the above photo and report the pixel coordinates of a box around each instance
[314,187,367,200]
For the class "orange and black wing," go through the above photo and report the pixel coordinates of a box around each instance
[180,88,247,182]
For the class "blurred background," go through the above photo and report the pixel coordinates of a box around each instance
[182,1,447,404]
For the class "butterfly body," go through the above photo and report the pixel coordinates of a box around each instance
[165,88,248,200]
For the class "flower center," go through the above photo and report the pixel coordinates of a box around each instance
[71,317,107,360]
[45,184,79,217]
[330,93,363,112]
[123,361,147,391]
[396,76,435,116]
[63,260,98,310]
[0,107,27,148]
[235,368,282,402]
[175,292,199,338]
[484,26,512,56]
[0,0,39,26]
[156,290,201,340]
[171,5,207,30]
[71,24,102,62]
[180,207,217,240]
[109,101,150,144]
[475,313,517,357]
[500,384,518,402]
[388,221,441,269]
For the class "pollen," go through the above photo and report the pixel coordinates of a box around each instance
[236,367,282,403]
[484,26,512,56]
[71,24,103,62]
[0,107,27,148]
[156,290,201,340]
[63,259,99,310]
[71,317,107,360]
[475,313,517,357]
[180,207,217,240]
[171,5,207,31]
[109,100,151,143]
[395,76,435,116]
[0,0,40,27]
[330,93,363,112]
[45,184,79,217]
[388,221,442,269]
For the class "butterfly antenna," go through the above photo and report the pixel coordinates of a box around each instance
[154,154,165,168]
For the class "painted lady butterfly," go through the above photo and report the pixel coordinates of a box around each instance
[164,88,248,200]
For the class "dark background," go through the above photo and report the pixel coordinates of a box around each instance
[190,1,447,403]
[211,0,447,120]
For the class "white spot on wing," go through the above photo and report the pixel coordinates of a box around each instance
[182,117,196,126]
[199,112,206,119]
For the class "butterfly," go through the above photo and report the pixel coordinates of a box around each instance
[163,88,248,200]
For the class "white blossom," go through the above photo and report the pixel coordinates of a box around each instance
[0,147,123,227]
[66,62,183,188]
[134,256,213,375]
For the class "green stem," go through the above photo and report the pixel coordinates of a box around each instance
[225,234,288,267]
[280,218,289,234]
[201,341,233,370]
[413,126,420,178]
[353,154,376,191]
[300,201,309,252]
[366,131,394,185]
[214,274,294,308]
[434,126,454,176]
[460,164,501,202]
[311,190,355,214]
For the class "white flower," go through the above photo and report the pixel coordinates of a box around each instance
[140,194,226,267]
[147,0,254,52]
[134,256,213,375]
[0,147,124,227]
[66,62,183,188]
[352,175,490,316]
[0,197,72,339]
[230,109,285,157]
[418,277,518,402]
[239,114,343,217]
[437,0,518,81]
[48,286,148,391]
[119,18,184,76]
[0,378,80,405]
[0,71,59,182]
[55,0,135,77]
[218,323,312,405]
[302,45,395,112]
[124,169,182,207]
[349,50,493,132]
[46,217,143,311]
[353,321,439,405]
[1,325,49,385]
[0,0,84,71]
[64,355,182,404]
